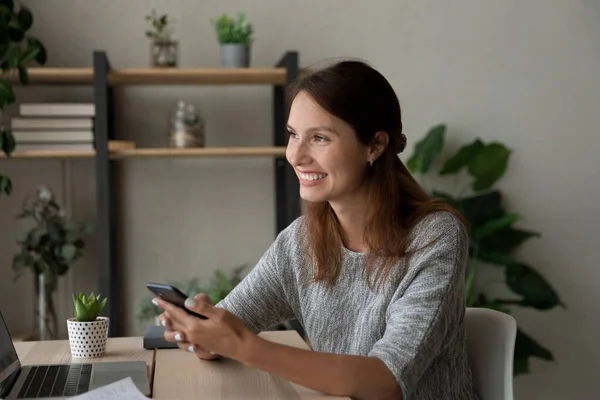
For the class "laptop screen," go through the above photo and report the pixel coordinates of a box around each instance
[0,312,21,398]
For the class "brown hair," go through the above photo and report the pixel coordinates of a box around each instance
[287,60,467,290]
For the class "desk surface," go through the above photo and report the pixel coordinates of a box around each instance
[13,331,349,400]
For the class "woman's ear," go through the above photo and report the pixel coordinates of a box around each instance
[368,131,389,162]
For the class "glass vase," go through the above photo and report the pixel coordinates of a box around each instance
[151,40,178,68]
[35,273,58,340]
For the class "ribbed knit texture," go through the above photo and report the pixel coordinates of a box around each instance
[217,211,478,399]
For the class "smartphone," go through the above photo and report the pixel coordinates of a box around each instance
[146,283,207,319]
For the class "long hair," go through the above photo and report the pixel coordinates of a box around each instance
[287,60,467,291]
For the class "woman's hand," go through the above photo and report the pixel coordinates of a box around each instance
[153,293,256,362]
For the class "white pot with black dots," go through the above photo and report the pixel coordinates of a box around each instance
[67,317,110,358]
[67,292,109,358]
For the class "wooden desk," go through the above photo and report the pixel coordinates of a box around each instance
[13,331,349,399]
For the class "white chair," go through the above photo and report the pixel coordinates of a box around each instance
[465,307,517,400]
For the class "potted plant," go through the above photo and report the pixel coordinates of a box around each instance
[407,123,564,375]
[12,186,92,340]
[212,11,254,68]
[145,9,177,68]
[67,292,109,358]
[0,3,47,195]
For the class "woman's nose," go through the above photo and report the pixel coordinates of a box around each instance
[286,140,310,167]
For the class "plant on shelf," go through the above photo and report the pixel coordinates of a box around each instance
[12,186,93,340]
[406,124,564,376]
[136,265,248,324]
[67,292,109,358]
[0,2,47,195]
[144,9,177,68]
[212,11,254,68]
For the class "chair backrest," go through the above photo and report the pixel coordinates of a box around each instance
[465,307,517,400]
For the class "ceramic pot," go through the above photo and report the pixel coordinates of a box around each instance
[67,317,109,358]
[220,43,250,68]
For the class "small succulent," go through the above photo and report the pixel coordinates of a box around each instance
[72,292,107,322]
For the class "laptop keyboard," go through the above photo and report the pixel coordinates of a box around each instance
[16,364,92,398]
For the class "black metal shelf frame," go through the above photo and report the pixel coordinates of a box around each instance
[79,50,300,336]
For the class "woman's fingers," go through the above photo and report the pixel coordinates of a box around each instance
[164,329,186,343]
[178,342,222,361]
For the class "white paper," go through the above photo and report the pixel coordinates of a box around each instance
[69,377,148,399]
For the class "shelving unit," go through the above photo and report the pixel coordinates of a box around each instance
[2,51,302,336]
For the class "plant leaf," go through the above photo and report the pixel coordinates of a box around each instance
[7,14,23,41]
[440,139,484,175]
[513,327,553,376]
[478,227,541,255]
[0,79,15,109]
[468,142,511,191]
[454,190,504,227]
[73,296,90,321]
[406,124,445,175]
[26,37,46,65]
[1,130,16,155]
[0,174,12,195]
[61,243,77,260]
[17,65,28,84]
[472,213,521,240]
[432,190,455,204]
[17,5,32,31]
[505,262,562,310]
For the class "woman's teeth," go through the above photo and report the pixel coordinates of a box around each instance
[300,173,327,181]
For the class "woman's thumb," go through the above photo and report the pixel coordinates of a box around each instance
[184,293,216,317]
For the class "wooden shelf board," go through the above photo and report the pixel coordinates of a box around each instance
[4,149,95,159]
[1,147,287,159]
[2,67,312,86]
[2,68,94,85]
[107,68,288,85]
[111,146,287,158]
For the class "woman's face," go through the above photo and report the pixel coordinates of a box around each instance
[285,91,375,205]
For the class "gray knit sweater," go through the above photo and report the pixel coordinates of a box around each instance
[217,211,477,399]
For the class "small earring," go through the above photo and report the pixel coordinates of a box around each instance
[369,160,374,167]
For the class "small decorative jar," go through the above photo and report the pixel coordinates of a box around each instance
[169,101,205,148]
[151,39,178,68]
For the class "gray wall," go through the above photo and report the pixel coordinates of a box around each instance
[0,1,598,398]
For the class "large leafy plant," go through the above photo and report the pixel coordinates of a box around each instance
[0,1,47,195]
[12,186,92,338]
[407,124,564,375]
[136,265,248,324]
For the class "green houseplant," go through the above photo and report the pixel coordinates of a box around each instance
[67,292,109,358]
[212,11,254,68]
[12,186,92,340]
[144,9,177,68]
[0,1,47,195]
[406,124,564,375]
[136,265,248,324]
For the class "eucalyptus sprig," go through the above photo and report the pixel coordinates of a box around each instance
[144,9,175,42]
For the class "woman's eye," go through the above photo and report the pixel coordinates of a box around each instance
[287,131,297,139]
[313,135,328,142]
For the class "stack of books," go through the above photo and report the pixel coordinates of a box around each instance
[10,103,95,151]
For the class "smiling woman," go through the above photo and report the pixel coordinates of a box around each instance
[154,60,479,400]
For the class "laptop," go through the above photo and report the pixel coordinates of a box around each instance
[0,311,151,399]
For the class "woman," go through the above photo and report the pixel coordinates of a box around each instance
[153,60,478,400]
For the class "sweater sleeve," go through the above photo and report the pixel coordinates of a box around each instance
[215,230,296,334]
[367,213,469,399]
